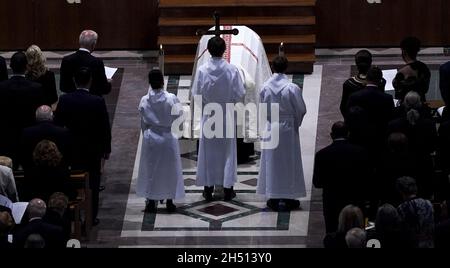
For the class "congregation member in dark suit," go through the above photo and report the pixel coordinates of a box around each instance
[0,56,7,82]
[0,52,44,166]
[347,67,394,158]
[442,107,450,123]
[313,122,372,233]
[54,67,111,225]
[22,140,71,202]
[435,200,450,248]
[23,234,45,248]
[388,92,437,199]
[340,50,371,118]
[13,199,65,248]
[345,105,377,150]
[60,30,111,96]
[25,45,58,106]
[341,50,386,118]
[438,119,450,199]
[376,133,419,206]
[19,105,72,171]
[440,61,450,107]
[393,37,431,102]
[43,192,71,241]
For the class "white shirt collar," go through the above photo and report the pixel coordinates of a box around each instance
[77,88,90,92]
[79,48,91,53]
[274,73,288,79]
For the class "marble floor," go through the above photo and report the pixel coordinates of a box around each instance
[116,69,322,248]
[3,50,447,248]
[91,54,449,248]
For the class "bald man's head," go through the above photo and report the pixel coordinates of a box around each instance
[36,105,53,122]
[27,199,47,220]
[79,30,98,51]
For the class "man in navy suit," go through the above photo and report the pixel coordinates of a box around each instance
[19,105,72,171]
[347,67,394,161]
[0,56,7,82]
[313,122,372,233]
[54,67,111,225]
[0,52,44,166]
[59,30,111,96]
[13,199,65,248]
[440,61,450,107]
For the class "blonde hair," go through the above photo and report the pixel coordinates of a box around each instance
[0,156,13,169]
[26,45,48,80]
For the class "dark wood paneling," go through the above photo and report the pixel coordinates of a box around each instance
[443,0,450,45]
[1,0,158,51]
[1,0,450,50]
[317,0,446,47]
[409,0,443,46]
[34,0,83,49]
[0,0,35,50]
[81,0,158,50]
[377,0,410,46]
[315,0,340,46]
[338,0,382,46]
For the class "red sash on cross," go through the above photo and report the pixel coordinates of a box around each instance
[222,25,233,63]
[196,26,259,63]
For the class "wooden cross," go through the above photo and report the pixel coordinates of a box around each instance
[196,11,239,37]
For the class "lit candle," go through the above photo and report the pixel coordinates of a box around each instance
[159,44,165,76]
[279,42,285,57]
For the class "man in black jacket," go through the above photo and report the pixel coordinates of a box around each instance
[347,67,394,158]
[13,199,65,248]
[0,52,44,166]
[59,30,111,96]
[54,68,111,224]
[0,56,7,82]
[440,61,450,107]
[341,50,375,118]
[19,105,72,171]
[341,50,387,119]
[43,192,71,242]
[313,122,373,233]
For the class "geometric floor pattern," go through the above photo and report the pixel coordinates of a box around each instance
[120,67,322,247]
[16,52,447,248]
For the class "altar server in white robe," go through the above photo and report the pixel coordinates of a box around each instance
[192,37,246,202]
[257,56,307,211]
[136,69,185,213]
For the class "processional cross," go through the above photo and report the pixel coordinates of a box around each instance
[196,11,239,37]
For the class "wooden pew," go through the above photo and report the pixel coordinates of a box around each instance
[13,170,93,241]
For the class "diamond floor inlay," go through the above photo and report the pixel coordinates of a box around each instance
[198,204,239,217]
[118,67,322,247]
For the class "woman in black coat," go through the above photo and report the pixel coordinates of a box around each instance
[26,45,58,106]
